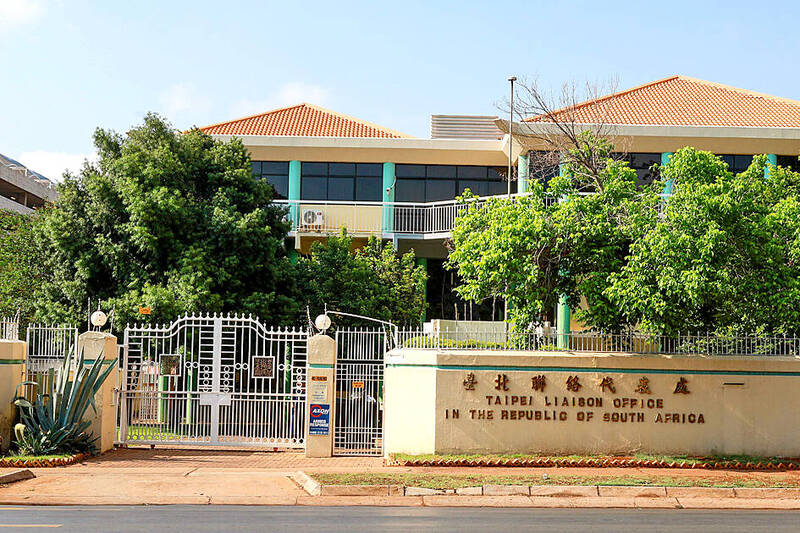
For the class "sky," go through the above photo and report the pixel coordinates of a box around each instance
[1,0,799,181]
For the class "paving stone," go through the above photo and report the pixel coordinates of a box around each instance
[666,487,735,499]
[455,486,483,495]
[483,484,530,496]
[733,487,800,499]
[387,485,403,496]
[598,485,668,498]
[529,485,598,497]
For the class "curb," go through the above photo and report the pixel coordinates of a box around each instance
[296,474,800,501]
[0,469,35,485]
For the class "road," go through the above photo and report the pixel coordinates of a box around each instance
[0,506,797,532]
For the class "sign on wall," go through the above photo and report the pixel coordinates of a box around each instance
[309,403,331,435]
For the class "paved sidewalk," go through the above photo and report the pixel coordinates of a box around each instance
[1,447,800,508]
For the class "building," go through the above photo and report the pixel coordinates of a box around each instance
[199,76,800,322]
[0,153,57,214]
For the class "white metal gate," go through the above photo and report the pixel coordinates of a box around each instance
[118,314,307,448]
[334,328,387,456]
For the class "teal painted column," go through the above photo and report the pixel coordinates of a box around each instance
[415,256,427,324]
[288,160,301,228]
[382,162,395,234]
[517,153,530,193]
[765,154,778,179]
[661,152,674,195]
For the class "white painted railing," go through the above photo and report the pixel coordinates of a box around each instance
[276,192,670,237]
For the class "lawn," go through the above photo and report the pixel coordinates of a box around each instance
[310,472,800,490]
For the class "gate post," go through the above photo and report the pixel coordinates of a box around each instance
[78,331,118,454]
[305,333,337,458]
[0,340,25,453]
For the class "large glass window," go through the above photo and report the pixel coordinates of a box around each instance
[777,155,800,172]
[251,161,289,199]
[301,162,382,201]
[615,152,661,186]
[719,154,754,174]
[395,164,510,202]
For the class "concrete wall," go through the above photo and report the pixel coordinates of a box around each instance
[384,349,800,457]
[0,340,25,452]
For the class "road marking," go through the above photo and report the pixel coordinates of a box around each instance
[0,526,62,528]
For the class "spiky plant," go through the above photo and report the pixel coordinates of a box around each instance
[13,347,117,455]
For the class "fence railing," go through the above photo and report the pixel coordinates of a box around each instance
[394,328,800,357]
[0,316,19,341]
[276,191,671,237]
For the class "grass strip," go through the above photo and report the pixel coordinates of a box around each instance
[310,472,800,490]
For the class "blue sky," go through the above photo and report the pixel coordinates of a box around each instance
[1,0,798,180]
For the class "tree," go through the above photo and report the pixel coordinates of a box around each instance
[606,148,800,335]
[501,77,626,188]
[447,132,660,331]
[297,231,426,327]
[0,210,44,322]
[32,113,298,326]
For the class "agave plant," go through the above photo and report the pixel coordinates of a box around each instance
[13,347,118,455]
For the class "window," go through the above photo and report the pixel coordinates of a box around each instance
[618,153,661,186]
[777,155,800,172]
[719,154,754,174]
[527,151,560,187]
[301,162,383,201]
[395,164,510,202]
[251,161,289,199]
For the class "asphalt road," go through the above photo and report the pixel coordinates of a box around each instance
[0,506,798,532]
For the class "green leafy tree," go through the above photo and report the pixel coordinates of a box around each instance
[32,113,298,326]
[606,148,800,335]
[297,231,426,327]
[447,132,659,330]
[0,210,44,323]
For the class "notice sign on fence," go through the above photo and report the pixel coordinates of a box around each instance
[309,403,330,435]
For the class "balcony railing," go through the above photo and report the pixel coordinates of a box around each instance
[275,192,669,237]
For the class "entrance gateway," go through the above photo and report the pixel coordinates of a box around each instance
[118,314,308,447]
[116,314,387,455]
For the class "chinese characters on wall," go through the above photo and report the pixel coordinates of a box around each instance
[443,371,704,425]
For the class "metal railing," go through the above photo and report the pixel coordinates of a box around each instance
[0,316,19,341]
[276,191,670,237]
[394,328,800,357]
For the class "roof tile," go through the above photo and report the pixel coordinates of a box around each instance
[526,76,800,128]
[199,103,410,138]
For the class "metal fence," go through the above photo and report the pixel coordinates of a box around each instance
[334,328,387,456]
[0,316,19,341]
[22,324,79,400]
[395,328,800,357]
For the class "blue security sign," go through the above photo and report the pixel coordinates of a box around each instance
[309,403,330,435]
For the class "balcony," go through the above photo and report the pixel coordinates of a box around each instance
[275,192,667,239]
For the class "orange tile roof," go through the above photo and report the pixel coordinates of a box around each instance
[526,76,800,128]
[198,103,411,138]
